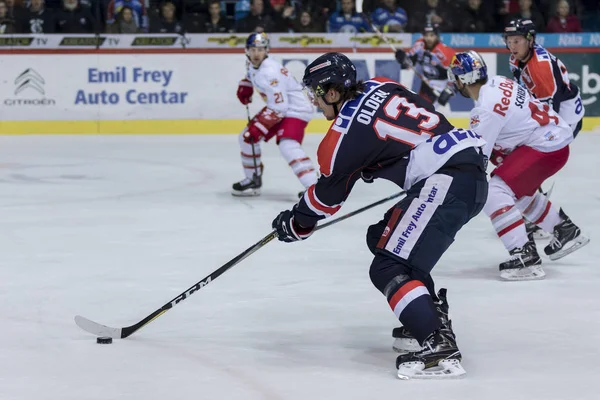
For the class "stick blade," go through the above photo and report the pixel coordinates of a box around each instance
[74,315,123,339]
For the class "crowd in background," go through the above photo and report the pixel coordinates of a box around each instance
[0,0,599,35]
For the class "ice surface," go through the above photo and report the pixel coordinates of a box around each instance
[1,133,599,400]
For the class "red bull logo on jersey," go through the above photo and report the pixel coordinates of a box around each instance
[470,115,480,128]
[493,79,515,117]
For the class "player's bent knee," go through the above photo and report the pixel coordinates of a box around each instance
[369,254,412,294]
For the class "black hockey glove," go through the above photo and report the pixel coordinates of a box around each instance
[272,209,315,243]
[437,87,454,106]
[394,49,411,69]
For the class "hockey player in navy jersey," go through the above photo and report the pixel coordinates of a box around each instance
[394,23,456,106]
[504,19,584,137]
[271,52,489,379]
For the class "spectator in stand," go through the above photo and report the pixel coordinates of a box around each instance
[150,1,183,33]
[458,0,493,32]
[17,0,53,33]
[0,0,16,33]
[106,0,147,33]
[508,0,546,32]
[371,0,408,32]
[579,0,600,31]
[547,0,582,32]
[106,5,140,32]
[183,0,209,14]
[407,0,454,33]
[327,0,370,33]
[301,0,336,31]
[196,0,233,33]
[235,0,251,21]
[270,0,294,32]
[54,0,95,32]
[292,9,321,32]
[5,0,18,19]
[236,0,275,33]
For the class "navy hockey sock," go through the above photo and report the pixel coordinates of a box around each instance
[387,280,441,344]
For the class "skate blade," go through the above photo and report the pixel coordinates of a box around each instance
[397,359,466,380]
[393,338,423,353]
[548,234,590,261]
[500,265,546,281]
[231,188,261,197]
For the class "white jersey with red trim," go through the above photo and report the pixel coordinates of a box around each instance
[469,75,572,158]
[246,57,314,122]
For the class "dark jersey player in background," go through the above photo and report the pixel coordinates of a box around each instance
[270,52,488,379]
[504,18,584,137]
[394,23,455,106]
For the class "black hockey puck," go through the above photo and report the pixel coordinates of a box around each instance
[96,337,113,344]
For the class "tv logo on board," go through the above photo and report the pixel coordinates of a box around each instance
[4,69,56,106]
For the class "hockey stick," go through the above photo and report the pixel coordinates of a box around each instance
[245,104,261,180]
[74,191,405,339]
[355,0,440,97]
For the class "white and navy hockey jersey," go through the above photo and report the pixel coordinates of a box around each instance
[509,44,584,129]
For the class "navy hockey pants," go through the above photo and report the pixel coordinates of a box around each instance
[367,164,488,297]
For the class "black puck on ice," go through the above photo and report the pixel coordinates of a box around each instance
[96,337,113,344]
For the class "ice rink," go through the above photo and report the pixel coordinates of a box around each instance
[1,133,599,400]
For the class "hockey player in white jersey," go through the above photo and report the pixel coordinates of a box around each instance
[448,51,589,281]
[233,32,318,197]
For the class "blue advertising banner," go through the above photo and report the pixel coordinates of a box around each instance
[435,33,600,49]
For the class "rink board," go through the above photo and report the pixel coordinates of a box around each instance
[0,46,599,134]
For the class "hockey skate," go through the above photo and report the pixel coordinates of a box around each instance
[499,240,544,281]
[231,175,262,197]
[544,209,590,261]
[393,289,452,353]
[396,327,465,380]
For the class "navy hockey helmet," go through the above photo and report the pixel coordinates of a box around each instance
[423,23,440,37]
[448,51,488,86]
[302,52,357,99]
[503,19,536,42]
[246,32,270,53]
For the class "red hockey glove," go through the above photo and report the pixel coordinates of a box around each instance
[243,107,283,144]
[236,78,253,105]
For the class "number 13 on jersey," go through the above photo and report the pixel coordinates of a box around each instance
[373,95,440,147]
